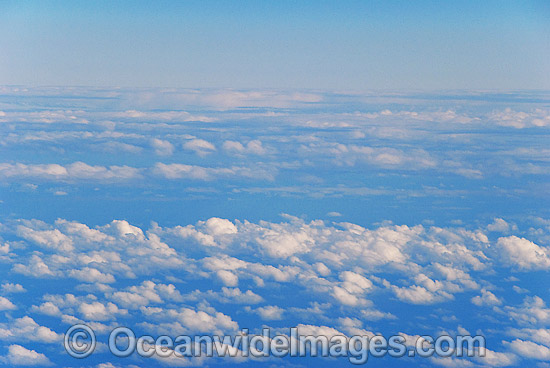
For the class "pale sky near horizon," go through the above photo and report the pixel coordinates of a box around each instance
[1,0,549,90]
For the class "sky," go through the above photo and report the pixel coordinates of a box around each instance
[1,0,550,90]
[1,2,550,368]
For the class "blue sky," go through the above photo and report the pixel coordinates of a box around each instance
[1,2,550,368]
[1,1,549,89]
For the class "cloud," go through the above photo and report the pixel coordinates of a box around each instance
[13,255,56,277]
[69,267,116,284]
[487,218,517,233]
[31,302,62,317]
[0,215,548,365]
[216,270,239,287]
[254,305,284,321]
[150,138,174,156]
[471,289,503,307]
[153,162,275,181]
[0,316,61,343]
[112,109,215,122]
[496,236,550,270]
[16,225,73,251]
[183,139,216,156]
[111,281,183,309]
[222,140,268,155]
[141,306,238,335]
[504,339,550,360]
[0,162,141,182]
[508,328,550,347]
[1,345,52,366]
[391,285,450,305]
[79,301,127,321]
[473,348,518,367]
[299,143,437,170]
[489,108,550,129]
[212,287,263,304]
[501,296,550,326]
[0,296,16,311]
[1,283,26,293]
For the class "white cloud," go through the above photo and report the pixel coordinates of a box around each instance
[332,286,360,306]
[0,162,141,182]
[217,270,239,287]
[504,339,550,360]
[496,236,550,270]
[214,287,263,304]
[1,283,26,293]
[141,306,238,335]
[111,281,183,309]
[79,301,127,321]
[113,109,215,122]
[339,271,373,294]
[392,285,445,305]
[0,296,16,311]
[502,296,550,326]
[69,267,116,283]
[203,217,238,236]
[222,140,267,155]
[487,218,515,233]
[150,138,174,156]
[490,108,550,129]
[0,316,61,343]
[254,305,284,320]
[183,139,216,156]
[2,345,52,366]
[16,225,74,251]
[13,254,56,277]
[471,289,502,307]
[508,328,550,347]
[153,162,275,181]
[31,302,62,317]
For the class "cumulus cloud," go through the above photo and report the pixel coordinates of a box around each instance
[16,225,73,251]
[254,305,284,321]
[111,281,183,309]
[141,306,238,335]
[501,296,550,326]
[487,218,516,233]
[69,267,116,284]
[216,270,239,287]
[13,254,56,277]
[1,283,26,293]
[113,110,215,122]
[213,287,263,304]
[504,339,550,360]
[1,345,52,366]
[471,289,502,307]
[0,215,548,365]
[0,162,141,182]
[490,108,550,129]
[153,162,275,181]
[222,140,267,155]
[150,138,174,156]
[392,285,448,305]
[496,236,550,270]
[0,316,61,343]
[79,301,127,321]
[0,296,16,311]
[183,139,216,156]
